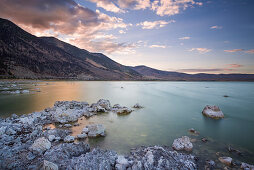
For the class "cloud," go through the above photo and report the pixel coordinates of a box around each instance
[137,20,175,29]
[245,49,254,54]
[210,25,222,29]
[88,0,125,13]
[0,0,133,54]
[177,68,230,73]
[228,64,243,68]
[118,0,150,10]
[119,30,126,34]
[189,48,211,54]
[151,0,202,16]
[224,49,244,52]
[179,36,191,40]
[149,45,166,48]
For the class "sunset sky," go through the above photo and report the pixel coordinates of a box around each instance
[0,0,253,74]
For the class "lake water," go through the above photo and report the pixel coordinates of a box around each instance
[0,80,254,165]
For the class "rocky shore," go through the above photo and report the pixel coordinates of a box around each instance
[0,99,253,169]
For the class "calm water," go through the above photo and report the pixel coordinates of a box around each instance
[1,80,254,164]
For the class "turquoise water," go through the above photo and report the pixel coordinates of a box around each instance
[0,81,254,164]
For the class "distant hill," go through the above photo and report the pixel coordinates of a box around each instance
[0,18,141,80]
[0,18,253,81]
[132,65,254,81]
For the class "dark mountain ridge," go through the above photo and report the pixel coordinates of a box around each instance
[0,18,141,80]
[0,18,254,81]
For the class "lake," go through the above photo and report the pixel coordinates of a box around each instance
[0,80,254,164]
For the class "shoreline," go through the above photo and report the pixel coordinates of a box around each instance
[0,99,253,169]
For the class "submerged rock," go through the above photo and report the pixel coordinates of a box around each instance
[172,136,193,151]
[202,105,224,119]
[30,137,51,154]
[133,103,144,109]
[219,157,232,166]
[86,124,106,137]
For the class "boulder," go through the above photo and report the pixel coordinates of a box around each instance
[116,155,129,170]
[64,135,75,143]
[116,107,133,115]
[82,127,89,134]
[86,124,105,137]
[202,105,224,119]
[172,136,193,151]
[133,103,144,109]
[30,137,51,154]
[218,157,232,166]
[241,162,254,169]
[97,99,111,111]
[38,160,58,170]
[48,135,55,142]
[77,133,87,139]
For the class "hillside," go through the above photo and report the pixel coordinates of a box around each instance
[132,65,254,81]
[0,18,142,80]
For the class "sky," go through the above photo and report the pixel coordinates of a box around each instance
[0,0,253,74]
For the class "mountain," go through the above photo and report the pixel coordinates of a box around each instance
[0,18,141,80]
[132,65,254,81]
[0,18,253,81]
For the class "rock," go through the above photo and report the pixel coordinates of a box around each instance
[22,90,29,93]
[89,103,106,113]
[48,135,55,142]
[5,127,17,135]
[133,103,144,109]
[205,160,215,169]
[130,146,197,169]
[189,128,199,135]
[64,135,75,143]
[64,124,72,128]
[44,142,90,168]
[202,105,224,119]
[223,95,229,98]
[77,133,87,139]
[172,136,193,151]
[241,162,254,169]
[82,127,89,134]
[11,114,19,119]
[116,107,133,115]
[38,160,58,170]
[202,138,208,143]
[219,157,232,166]
[97,99,111,111]
[86,124,106,137]
[26,152,36,160]
[0,126,7,135]
[73,122,79,126]
[116,155,129,170]
[45,129,71,140]
[67,148,117,169]
[30,137,51,154]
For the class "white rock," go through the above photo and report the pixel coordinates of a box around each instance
[97,99,111,111]
[0,126,7,136]
[202,105,224,119]
[172,136,193,151]
[116,155,129,170]
[218,157,232,166]
[76,133,87,139]
[22,90,29,93]
[64,135,75,143]
[48,135,55,142]
[30,137,51,153]
[40,160,58,170]
[241,162,254,169]
[86,124,105,137]
[82,128,89,134]
[64,124,72,128]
